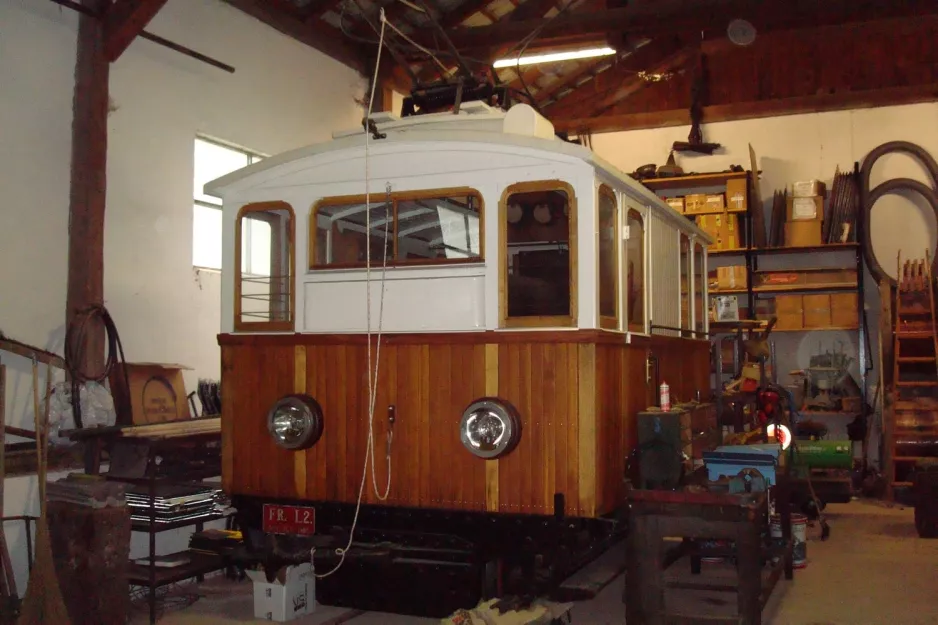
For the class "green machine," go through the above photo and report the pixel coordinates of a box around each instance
[791,440,854,476]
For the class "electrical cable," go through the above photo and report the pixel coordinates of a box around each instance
[63,304,131,428]
[314,8,391,580]
[506,0,578,118]
[859,141,938,284]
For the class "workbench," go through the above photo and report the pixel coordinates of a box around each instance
[624,484,793,625]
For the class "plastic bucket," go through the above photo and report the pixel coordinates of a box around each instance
[771,513,807,568]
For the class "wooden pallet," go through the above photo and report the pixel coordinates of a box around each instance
[887,251,938,499]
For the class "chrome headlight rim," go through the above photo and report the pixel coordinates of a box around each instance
[459,397,522,460]
[266,394,324,451]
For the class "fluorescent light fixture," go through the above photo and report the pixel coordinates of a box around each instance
[493,47,616,69]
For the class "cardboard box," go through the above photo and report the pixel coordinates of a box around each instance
[723,214,740,249]
[718,266,748,289]
[696,213,724,250]
[726,177,748,213]
[705,193,726,212]
[775,295,804,330]
[248,563,315,622]
[793,180,826,198]
[109,363,191,425]
[787,196,823,221]
[830,292,859,327]
[803,294,832,328]
[784,219,822,247]
[665,197,685,213]
[685,193,710,215]
[755,298,776,320]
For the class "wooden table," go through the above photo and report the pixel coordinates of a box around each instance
[624,485,793,625]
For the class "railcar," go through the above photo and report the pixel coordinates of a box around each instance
[206,101,712,616]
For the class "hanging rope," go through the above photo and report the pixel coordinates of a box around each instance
[315,6,392,580]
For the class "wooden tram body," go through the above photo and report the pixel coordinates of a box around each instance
[207,102,712,615]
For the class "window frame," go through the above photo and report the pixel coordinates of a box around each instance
[193,135,265,272]
[679,232,692,333]
[693,240,708,338]
[625,207,647,335]
[308,187,485,269]
[499,180,578,329]
[597,184,620,331]
[234,201,296,333]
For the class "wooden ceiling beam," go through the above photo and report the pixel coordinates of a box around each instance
[552,83,938,134]
[437,0,496,29]
[541,37,682,115]
[532,54,614,105]
[300,0,343,21]
[221,0,368,73]
[433,0,938,51]
[509,0,561,22]
[102,0,169,61]
[584,46,695,118]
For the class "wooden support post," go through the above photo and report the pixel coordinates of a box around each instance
[66,0,111,375]
[103,0,171,62]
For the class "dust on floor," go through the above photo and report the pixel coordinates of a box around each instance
[142,500,938,625]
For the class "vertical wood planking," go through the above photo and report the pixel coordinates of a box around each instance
[577,343,597,517]
[220,347,235,492]
[294,345,308,499]
[565,343,580,515]
[553,343,570,513]
[225,334,705,517]
[484,344,499,512]
[428,344,449,506]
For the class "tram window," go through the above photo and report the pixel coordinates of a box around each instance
[313,200,393,266]
[311,190,482,267]
[680,234,691,332]
[598,186,619,329]
[503,182,576,326]
[235,202,294,331]
[626,210,645,333]
[694,242,706,336]
[396,195,481,261]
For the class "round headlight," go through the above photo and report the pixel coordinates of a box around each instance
[266,394,324,451]
[459,398,522,459]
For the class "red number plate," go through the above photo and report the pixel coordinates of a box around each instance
[262,504,316,536]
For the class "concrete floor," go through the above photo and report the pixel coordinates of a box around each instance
[140,500,938,625]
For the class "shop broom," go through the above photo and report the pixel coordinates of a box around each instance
[17,360,70,625]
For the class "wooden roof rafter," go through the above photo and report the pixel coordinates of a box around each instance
[220,0,370,73]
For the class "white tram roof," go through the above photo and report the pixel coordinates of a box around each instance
[204,102,711,243]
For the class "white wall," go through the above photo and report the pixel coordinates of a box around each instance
[592,102,938,462]
[0,0,363,592]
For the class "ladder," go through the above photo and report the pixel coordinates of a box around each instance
[887,251,938,499]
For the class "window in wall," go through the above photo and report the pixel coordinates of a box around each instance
[503,182,576,327]
[680,234,691,332]
[694,242,706,336]
[626,209,645,333]
[192,136,264,270]
[598,186,619,330]
[311,191,482,267]
[235,203,294,331]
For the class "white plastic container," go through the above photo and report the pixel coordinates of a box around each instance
[246,562,315,621]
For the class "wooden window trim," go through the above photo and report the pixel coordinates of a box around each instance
[598,184,619,331]
[234,201,296,332]
[308,187,485,270]
[626,208,645,334]
[499,180,578,329]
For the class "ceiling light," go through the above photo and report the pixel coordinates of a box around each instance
[493,47,616,69]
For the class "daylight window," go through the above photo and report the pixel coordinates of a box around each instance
[192,137,264,270]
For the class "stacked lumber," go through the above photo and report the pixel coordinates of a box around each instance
[119,417,220,439]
